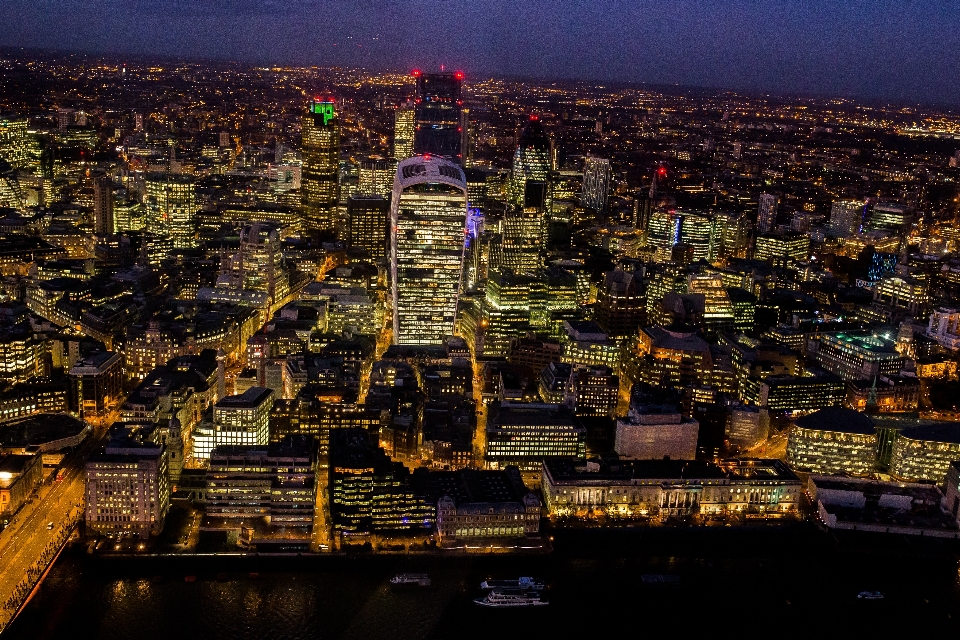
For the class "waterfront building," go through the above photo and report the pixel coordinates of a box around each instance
[811,476,958,538]
[69,351,123,418]
[0,452,42,516]
[890,423,960,484]
[347,195,389,261]
[426,467,541,543]
[757,193,778,233]
[328,429,434,540]
[808,332,904,381]
[213,387,273,451]
[301,99,340,231]
[786,407,877,476]
[413,71,463,161]
[205,435,316,530]
[390,155,468,345]
[85,425,170,539]
[542,458,799,520]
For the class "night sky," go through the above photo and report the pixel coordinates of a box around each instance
[2,0,959,104]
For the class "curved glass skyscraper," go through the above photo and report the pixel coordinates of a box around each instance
[510,115,551,205]
[390,155,468,345]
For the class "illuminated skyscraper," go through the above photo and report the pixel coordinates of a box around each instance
[390,155,468,345]
[301,99,340,232]
[0,115,29,170]
[757,193,778,233]
[413,70,464,162]
[93,175,114,235]
[510,115,551,205]
[646,210,680,262]
[581,157,611,212]
[393,100,415,160]
[357,159,395,198]
[145,173,197,249]
[501,181,546,273]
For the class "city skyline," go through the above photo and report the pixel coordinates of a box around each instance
[2,1,960,106]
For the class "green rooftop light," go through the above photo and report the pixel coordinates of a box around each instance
[310,101,336,125]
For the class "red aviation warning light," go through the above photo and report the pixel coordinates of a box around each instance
[454,71,464,80]
[658,166,667,178]
[530,114,540,121]
[411,69,422,77]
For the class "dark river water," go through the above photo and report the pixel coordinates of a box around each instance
[8,525,960,639]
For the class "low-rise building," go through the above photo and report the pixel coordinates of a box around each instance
[542,458,799,520]
[0,452,42,516]
[205,435,316,530]
[485,403,586,471]
[425,467,541,544]
[810,476,959,538]
[69,351,123,418]
[615,407,699,461]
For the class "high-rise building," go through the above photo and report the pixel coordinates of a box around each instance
[510,115,551,205]
[581,157,611,213]
[0,115,29,170]
[347,195,389,261]
[757,193,778,233]
[500,181,546,273]
[236,222,287,306]
[393,100,415,161]
[93,176,114,235]
[753,233,809,262]
[357,159,395,198]
[144,173,197,249]
[390,155,468,345]
[301,99,340,232]
[646,210,681,262]
[830,199,865,237]
[413,70,463,162]
[868,201,913,233]
[69,351,123,419]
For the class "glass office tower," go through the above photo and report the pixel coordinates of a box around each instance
[390,155,468,345]
[413,71,463,162]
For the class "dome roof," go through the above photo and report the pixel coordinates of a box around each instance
[518,117,550,151]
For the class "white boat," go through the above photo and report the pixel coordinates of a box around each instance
[480,577,544,591]
[857,591,884,600]
[474,589,549,607]
[390,573,431,587]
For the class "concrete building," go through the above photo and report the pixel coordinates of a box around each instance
[542,458,799,520]
[485,403,586,471]
[85,425,170,539]
[615,406,699,461]
[425,467,541,544]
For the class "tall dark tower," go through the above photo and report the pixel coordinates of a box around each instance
[413,70,463,163]
[93,175,114,235]
[301,99,340,232]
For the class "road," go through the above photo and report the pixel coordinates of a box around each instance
[0,419,110,628]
